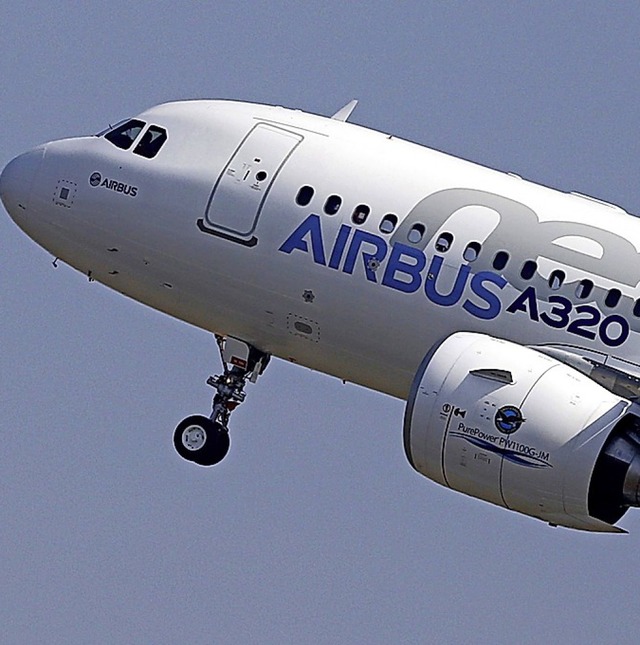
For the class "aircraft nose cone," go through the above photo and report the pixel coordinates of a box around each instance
[0,146,45,220]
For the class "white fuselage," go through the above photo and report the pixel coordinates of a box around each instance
[4,100,640,398]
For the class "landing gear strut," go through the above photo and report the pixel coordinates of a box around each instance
[173,335,270,466]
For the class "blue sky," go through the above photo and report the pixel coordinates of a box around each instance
[2,3,640,643]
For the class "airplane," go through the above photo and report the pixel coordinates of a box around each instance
[3,98,640,534]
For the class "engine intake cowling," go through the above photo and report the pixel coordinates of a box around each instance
[404,332,640,532]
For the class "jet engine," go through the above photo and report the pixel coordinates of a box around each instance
[404,332,640,532]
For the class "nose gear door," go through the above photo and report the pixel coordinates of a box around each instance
[201,123,303,244]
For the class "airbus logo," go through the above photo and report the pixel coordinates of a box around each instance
[494,406,525,434]
[278,213,631,349]
[89,171,138,197]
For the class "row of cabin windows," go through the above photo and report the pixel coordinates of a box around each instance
[297,185,412,239]
[465,244,630,312]
[297,185,376,227]
[296,185,635,314]
[464,242,629,311]
[524,265,625,309]
[297,186,516,253]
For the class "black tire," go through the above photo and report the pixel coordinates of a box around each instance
[173,414,230,466]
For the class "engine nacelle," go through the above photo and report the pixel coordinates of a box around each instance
[404,332,640,532]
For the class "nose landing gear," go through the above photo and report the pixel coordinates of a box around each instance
[173,335,270,466]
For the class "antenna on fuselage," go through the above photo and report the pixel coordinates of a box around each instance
[331,99,358,122]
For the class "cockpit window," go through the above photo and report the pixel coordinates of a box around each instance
[104,119,146,150]
[133,126,168,159]
[95,118,129,137]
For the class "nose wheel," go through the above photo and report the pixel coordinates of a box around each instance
[174,415,230,466]
[173,336,270,466]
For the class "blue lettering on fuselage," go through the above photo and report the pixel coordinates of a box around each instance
[278,214,630,347]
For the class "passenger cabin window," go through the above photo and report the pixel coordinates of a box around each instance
[133,126,168,159]
[407,223,425,244]
[435,232,453,253]
[492,251,509,271]
[324,195,342,215]
[104,119,146,150]
[352,204,370,225]
[463,242,481,262]
[605,288,622,308]
[549,270,565,290]
[576,279,594,299]
[379,214,398,234]
[296,185,314,206]
[520,260,537,280]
